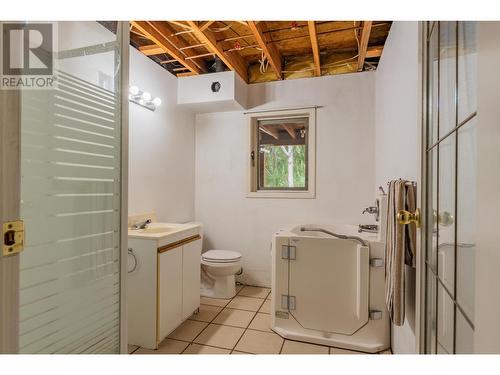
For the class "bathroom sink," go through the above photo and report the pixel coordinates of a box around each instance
[128,222,198,239]
[135,227,173,234]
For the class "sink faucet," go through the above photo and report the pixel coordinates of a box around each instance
[131,219,151,230]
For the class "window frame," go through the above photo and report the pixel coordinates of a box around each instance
[247,108,316,199]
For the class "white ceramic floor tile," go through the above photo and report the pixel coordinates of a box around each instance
[134,339,189,354]
[235,329,284,354]
[212,308,256,328]
[259,299,271,314]
[193,324,245,349]
[238,286,270,299]
[189,304,223,322]
[281,340,329,354]
[200,296,231,307]
[168,320,208,342]
[248,313,272,332]
[227,296,264,312]
[183,343,231,354]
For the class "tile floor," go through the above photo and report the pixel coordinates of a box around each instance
[130,285,392,355]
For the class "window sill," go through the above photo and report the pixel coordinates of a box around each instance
[246,190,316,199]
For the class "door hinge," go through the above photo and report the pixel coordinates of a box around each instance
[281,295,296,310]
[369,310,383,320]
[281,245,296,260]
[370,258,384,268]
[3,220,25,257]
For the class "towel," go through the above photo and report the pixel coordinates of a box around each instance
[385,179,417,326]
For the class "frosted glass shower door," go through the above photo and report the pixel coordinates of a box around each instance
[17,22,126,353]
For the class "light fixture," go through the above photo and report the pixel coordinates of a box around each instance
[128,85,162,111]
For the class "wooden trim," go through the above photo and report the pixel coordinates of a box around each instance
[247,21,282,79]
[0,75,21,354]
[157,235,201,254]
[186,21,249,83]
[357,21,373,71]
[155,252,159,347]
[131,21,202,74]
[307,21,321,77]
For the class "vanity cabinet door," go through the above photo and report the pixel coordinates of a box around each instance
[158,247,183,342]
[182,239,202,320]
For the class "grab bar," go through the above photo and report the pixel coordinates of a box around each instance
[300,227,368,246]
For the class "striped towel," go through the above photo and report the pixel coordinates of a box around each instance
[385,180,417,326]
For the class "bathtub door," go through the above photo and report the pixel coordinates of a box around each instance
[285,237,369,335]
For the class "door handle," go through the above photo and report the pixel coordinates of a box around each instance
[397,208,421,228]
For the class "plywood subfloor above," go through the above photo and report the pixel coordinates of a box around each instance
[129,21,392,83]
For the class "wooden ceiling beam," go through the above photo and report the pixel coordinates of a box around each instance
[138,44,165,56]
[131,21,202,74]
[247,21,282,80]
[357,21,373,72]
[186,21,248,82]
[307,21,321,77]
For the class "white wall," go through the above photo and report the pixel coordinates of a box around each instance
[474,21,500,353]
[374,21,420,354]
[195,72,376,286]
[128,47,195,223]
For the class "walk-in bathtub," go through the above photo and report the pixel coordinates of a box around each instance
[271,224,390,353]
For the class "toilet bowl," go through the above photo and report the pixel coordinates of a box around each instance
[201,250,242,299]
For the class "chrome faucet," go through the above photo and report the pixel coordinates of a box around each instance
[362,199,380,222]
[358,224,379,233]
[131,219,151,230]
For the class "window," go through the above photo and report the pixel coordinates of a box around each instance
[248,108,316,198]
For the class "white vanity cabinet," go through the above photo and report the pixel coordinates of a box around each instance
[127,223,202,349]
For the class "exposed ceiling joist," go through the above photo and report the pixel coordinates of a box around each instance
[200,21,215,31]
[307,21,321,77]
[131,21,202,74]
[247,21,282,79]
[357,21,373,71]
[138,44,165,56]
[186,21,249,83]
[366,45,383,59]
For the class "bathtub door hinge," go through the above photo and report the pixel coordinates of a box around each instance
[369,310,383,320]
[281,245,296,260]
[370,258,384,268]
[281,295,296,310]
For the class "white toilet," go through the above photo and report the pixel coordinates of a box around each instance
[201,250,242,299]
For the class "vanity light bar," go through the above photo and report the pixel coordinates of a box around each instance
[129,85,162,111]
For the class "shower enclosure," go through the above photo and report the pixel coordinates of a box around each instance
[0,21,128,353]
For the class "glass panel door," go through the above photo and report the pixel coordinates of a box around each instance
[18,21,124,353]
[423,21,477,354]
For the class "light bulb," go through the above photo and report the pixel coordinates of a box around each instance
[139,99,145,105]
[152,97,162,106]
[129,85,139,95]
[142,92,151,101]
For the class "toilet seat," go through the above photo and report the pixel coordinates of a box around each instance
[202,250,242,263]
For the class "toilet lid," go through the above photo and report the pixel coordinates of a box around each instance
[202,250,242,263]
